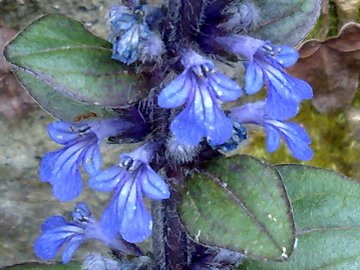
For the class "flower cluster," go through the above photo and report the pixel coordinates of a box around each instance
[109,4,164,64]
[34,0,314,264]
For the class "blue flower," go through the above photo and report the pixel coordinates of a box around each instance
[40,119,133,201]
[89,143,170,243]
[158,49,243,146]
[34,202,126,264]
[109,5,164,64]
[229,101,313,160]
[217,35,313,120]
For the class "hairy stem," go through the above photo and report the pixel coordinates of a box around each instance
[152,190,189,270]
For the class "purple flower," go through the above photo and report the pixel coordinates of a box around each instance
[34,202,127,264]
[109,5,164,64]
[216,35,313,120]
[40,119,133,201]
[89,143,170,243]
[158,49,243,146]
[229,101,313,160]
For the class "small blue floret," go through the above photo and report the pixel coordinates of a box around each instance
[158,49,243,146]
[89,143,170,243]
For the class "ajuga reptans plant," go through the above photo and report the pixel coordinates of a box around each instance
[4,0,323,269]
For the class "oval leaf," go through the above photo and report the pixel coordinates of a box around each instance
[241,165,360,270]
[14,69,118,121]
[179,155,295,261]
[249,0,322,46]
[4,14,148,108]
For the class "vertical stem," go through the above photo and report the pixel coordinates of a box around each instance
[151,200,166,269]
[152,190,189,270]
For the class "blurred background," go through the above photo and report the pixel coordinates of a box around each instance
[0,0,359,267]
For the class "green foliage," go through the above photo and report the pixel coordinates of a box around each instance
[249,0,322,45]
[14,69,118,121]
[179,155,295,261]
[241,165,360,269]
[1,262,80,270]
[4,14,148,111]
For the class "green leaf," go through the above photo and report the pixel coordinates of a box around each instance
[179,155,295,261]
[4,14,148,108]
[1,262,80,270]
[14,69,118,121]
[241,165,360,270]
[250,0,322,46]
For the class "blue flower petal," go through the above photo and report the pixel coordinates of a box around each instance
[171,100,205,146]
[273,45,299,68]
[39,151,58,183]
[245,62,264,94]
[171,80,233,146]
[82,142,101,176]
[34,226,82,261]
[89,166,125,192]
[100,177,130,238]
[62,236,84,264]
[100,196,121,239]
[290,74,313,100]
[264,67,304,119]
[158,72,192,108]
[47,122,79,145]
[40,139,95,201]
[49,141,87,180]
[120,188,152,243]
[265,84,300,120]
[34,233,65,261]
[266,120,313,160]
[41,216,67,232]
[139,165,170,200]
[208,72,242,102]
[51,166,83,202]
[206,106,234,146]
[265,125,281,152]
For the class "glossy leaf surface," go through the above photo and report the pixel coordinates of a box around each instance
[241,165,360,269]
[4,14,148,108]
[14,69,117,121]
[179,155,295,261]
[250,0,322,46]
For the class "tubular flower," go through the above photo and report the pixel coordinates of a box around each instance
[217,35,312,120]
[158,49,243,146]
[229,101,313,160]
[89,142,170,243]
[40,119,133,201]
[34,202,127,264]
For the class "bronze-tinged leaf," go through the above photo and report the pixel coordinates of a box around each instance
[289,22,360,114]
